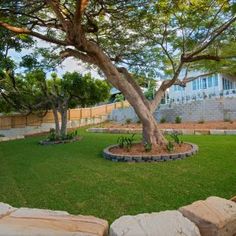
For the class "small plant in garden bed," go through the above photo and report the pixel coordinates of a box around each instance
[117,134,135,151]
[198,120,205,124]
[166,141,174,152]
[170,132,183,145]
[175,116,182,124]
[160,117,166,123]
[144,142,152,152]
[125,118,132,124]
[40,129,80,145]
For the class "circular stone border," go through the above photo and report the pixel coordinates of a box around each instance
[103,142,198,162]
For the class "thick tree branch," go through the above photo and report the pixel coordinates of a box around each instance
[0,21,68,46]
[60,48,96,64]
[47,0,69,31]
[182,54,221,62]
[117,67,151,110]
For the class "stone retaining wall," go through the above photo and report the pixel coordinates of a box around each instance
[109,97,236,123]
[0,196,235,235]
[88,127,236,135]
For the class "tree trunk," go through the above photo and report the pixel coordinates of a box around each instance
[52,107,60,137]
[60,107,68,137]
[93,54,168,148]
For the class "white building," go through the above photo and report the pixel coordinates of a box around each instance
[168,70,236,104]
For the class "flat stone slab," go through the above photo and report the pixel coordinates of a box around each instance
[224,130,236,135]
[0,204,108,236]
[194,129,210,135]
[179,196,236,236]
[110,210,201,236]
[210,130,225,135]
[0,203,16,218]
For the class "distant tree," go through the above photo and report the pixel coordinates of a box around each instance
[0,70,110,137]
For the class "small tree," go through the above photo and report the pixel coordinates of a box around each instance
[42,71,110,137]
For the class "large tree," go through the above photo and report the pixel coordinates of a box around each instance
[1,0,235,147]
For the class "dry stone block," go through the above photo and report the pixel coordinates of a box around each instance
[225,130,236,135]
[0,203,16,218]
[210,130,225,135]
[182,129,194,135]
[109,210,201,236]
[194,129,210,135]
[179,196,236,236]
[0,206,108,236]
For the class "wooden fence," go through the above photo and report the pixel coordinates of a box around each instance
[0,101,129,130]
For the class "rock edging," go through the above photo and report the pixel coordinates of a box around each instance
[0,203,108,236]
[88,127,236,135]
[103,142,198,162]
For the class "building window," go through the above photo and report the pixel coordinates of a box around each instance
[208,77,212,87]
[197,79,200,90]
[223,78,233,90]
[192,80,197,90]
[201,78,207,89]
[214,75,218,87]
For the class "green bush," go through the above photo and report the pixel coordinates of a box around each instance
[198,120,205,124]
[166,141,174,152]
[0,134,5,137]
[47,128,58,141]
[117,134,135,151]
[160,117,166,123]
[144,142,152,152]
[125,118,132,124]
[175,116,182,124]
[170,132,183,145]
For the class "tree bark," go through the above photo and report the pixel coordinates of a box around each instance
[59,105,68,137]
[52,106,60,137]
[87,48,167,147]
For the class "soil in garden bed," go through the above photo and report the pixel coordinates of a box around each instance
[109,143,192,155]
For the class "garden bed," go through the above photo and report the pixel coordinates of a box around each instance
[103,142,198,162]
[39,136,82,145]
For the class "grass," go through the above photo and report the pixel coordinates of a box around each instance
[0,128,236,223]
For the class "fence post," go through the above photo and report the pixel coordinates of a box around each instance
[105,104,108,114]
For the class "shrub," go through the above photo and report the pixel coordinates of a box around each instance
[64,130,78,140]
[224,118,231,122]
[117,134,135,151]
[136,119,141,124]
[170,132,183,145]
[175,116,182,124]
[198,120,205,124]
[166,141,174,152]
[125,118,132,124]
[47,128,58,141]
[0,134,5,137]
[144,142,152,152]
[160,117,166,123]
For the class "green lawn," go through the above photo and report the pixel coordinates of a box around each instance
[0,128,235,223]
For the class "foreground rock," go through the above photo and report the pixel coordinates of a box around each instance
[109,210,201,236]
[0,203,108,236]
[179,196,236,236]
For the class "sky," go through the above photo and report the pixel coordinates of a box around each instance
[9,38,103,79]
